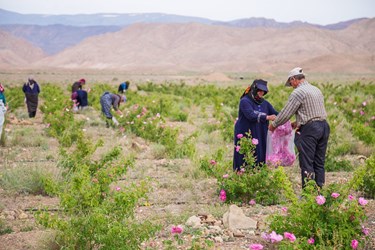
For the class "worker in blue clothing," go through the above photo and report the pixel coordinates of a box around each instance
[233,79,278,171]
[118,81,130,93]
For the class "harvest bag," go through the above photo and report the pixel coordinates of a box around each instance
[0,100,6,139]
[266,121,296,167]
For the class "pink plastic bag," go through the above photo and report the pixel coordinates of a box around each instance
[266,121,296,167]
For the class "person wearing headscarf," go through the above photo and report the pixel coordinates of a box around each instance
[71,79,89,111]
[72,78,86,93]
[118,81,130,93]
[22,77,40,118]
[100,92,126,127]
[233,79,278,171]
[0,83,8,139]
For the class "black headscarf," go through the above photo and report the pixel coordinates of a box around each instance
[241,79,268,104]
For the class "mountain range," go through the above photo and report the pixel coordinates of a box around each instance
[0,8,374,74]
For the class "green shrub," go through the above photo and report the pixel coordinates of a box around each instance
[199,148,227,178]
[220,166,296,205]
[268,181,370,249]
[4,86,24,111]
[350,154,375,199]
[36,137,160,249]
[169,132,197,159]
[324,156,353,172]
[219,135,297,205]
[213,103,236,142]
[352,122,375,145]
[40,83,85,146]
[117,104,180,156]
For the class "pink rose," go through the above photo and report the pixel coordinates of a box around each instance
[284,232,296,242]
[362,226,369,236]
[171,225,183,234]
[316,195,326,205]
[249,244,264,250]
[252,138,259,145]
[237,133,244,139]
[351,239,358,249]
[358,197,368,206]
[269,231,283,243]
[331,192,340,198]
[219,189,227,202]
[307,238,315,244]
[210,159,217,165]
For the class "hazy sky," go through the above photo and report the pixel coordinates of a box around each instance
[0,0,374,25]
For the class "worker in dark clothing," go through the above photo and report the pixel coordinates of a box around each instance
[22,77,40,118]
[233,79,278,171]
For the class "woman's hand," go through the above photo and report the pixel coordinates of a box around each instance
[266,115,277,121]
[268,123,276,132]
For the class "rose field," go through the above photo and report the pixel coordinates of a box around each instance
[0,78,374,250]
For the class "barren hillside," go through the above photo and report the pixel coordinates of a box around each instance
[3,19,375,73]
[0,30,46,68]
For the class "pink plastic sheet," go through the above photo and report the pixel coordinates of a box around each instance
[266,121,296,167]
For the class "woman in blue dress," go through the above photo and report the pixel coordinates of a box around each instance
[233,79,278,171]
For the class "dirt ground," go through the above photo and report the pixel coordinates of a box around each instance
[0,86,374,250]
[1,69,375,88]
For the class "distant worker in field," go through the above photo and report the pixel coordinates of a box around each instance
[0,83,8,139]
[269,67,330,189]
[118,81,130,93]
[233,79,278,171]
[100,92,126,127]
[22,76,40,118]
[71,78,89,111]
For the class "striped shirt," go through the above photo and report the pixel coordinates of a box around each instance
[272,81,327,127]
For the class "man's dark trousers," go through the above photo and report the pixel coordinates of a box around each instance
[295,120,330,188]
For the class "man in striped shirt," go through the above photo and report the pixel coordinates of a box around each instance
[269,67,330,189]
